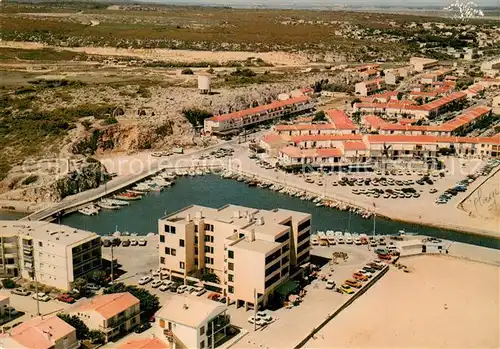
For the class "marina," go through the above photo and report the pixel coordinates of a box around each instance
[60,174,499,249]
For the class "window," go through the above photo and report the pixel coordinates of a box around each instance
[204,235,214,243]
[281,244,290,254]
[38,241,43,247]
[179,262,185,270]
[282,266,289,277]
[298,219,311,232]
[204,224,214,232]
[265,261,281,277]
[228,262,234,271]
[179,239,185,247]
[204,246,214,254]
[204,257,214,264]
[228,286,234,294]
[171,226,176,234]
[265,273,281,289]
[171,249,177,256]
[297,239,310,254]
[165,247,170,255]
[228,274,234,282]
[160,257,165,264]
[282,255,289,265]
[265,250,281,265]
[200,326,205,336]
[195,236,198,243]
[165,225,176,234]
[195,247,198,255]
[200,341,205,349]
[228,250,234,259]
[275,232,290,243]
[160,235,165,243]
[298,229,310,243]
[194,225,198,233]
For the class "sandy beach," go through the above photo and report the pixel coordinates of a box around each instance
[305,255,500,349]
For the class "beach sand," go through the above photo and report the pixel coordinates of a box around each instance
[305,255,500,349]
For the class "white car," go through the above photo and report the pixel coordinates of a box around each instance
[151,279,163,288]
[359,270,373,278]
[310,236,319,246]
[32,292,50,302]
[130,239,138,246]
[345,237,353,244]
[194,287,206,296]
[248,316,267,326]
[185,286,195,293]
[159,284,170,292]
[138,239,147,246]
[354,238,362,245]
[177,285,188,294]
[152,269,160,277]
[256,311,273,323]
[337,237,344,244]
[138,276,153,285]
[325,280,336,290]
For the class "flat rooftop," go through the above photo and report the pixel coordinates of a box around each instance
[0,221,98,246]
[232,238,280,254]
[163,204,310,239]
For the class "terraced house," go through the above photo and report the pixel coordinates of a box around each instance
[158,204,311,309]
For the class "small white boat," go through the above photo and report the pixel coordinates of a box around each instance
[107,199,130,206]
[78,207,96,216]
[98,202,120,210]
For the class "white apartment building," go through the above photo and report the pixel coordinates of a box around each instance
[0,221,102,291]
[355,79,386,96]
[204,96,314,135]
[158,205,311,309]
[156,294,229,349]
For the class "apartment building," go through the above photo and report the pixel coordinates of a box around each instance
[410,57,439,72]
[67,292,140,343]
[355,78,386,96]
[156,294,229,349]
[204,96,314,135]
[0,315,79,349]
[158,205,311,308]
[0,221,102,291]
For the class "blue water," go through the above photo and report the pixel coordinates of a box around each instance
[59,175,499,250]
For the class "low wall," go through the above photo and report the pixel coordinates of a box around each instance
[294,265,389,348]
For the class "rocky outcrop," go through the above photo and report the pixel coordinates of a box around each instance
[54,161,110,199]
[0,159,109,203]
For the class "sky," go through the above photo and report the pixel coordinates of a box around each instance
[148,0,498,7]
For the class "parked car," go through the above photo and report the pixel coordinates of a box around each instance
[87,283,100,291]
[352,272,368,281]
[111,238,121,247]
[325,279,336,290]
[130,239,138,246]
[122,239,131,247]
[194,287,206,296]
[32,292,50,302]
[102,239,112,247]
[247,316,266,326]
[138,239,147,246]
[11,288,31,296]
[138,276,153,285]
[134,322,152,333]
[344,279,362,288]
[177,285,188,294]
[359,269,373,278]
[378,254,392,260]
[57,294,75,303]
[362,266,376,273]
[151,280,163,288]
[256,311,273,323]
[340,284,355,294]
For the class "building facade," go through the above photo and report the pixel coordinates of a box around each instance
[156,295,229,349]
[204,96,314,135]
[355,79,386,96]
[67,292,140,343]
[158,205,311,308]
[0,221,102,291]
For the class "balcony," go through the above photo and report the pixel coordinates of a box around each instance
[3,243,17,249]
[101,311,141,331]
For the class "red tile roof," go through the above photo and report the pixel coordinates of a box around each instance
[343,141,368,151]
[3,315,75,349]
[290,134,363,143]
[275,123,337,132]
[440,106,491,131]
[326,109,357,130]
[72,292,139,319]
[117,338,170,349]
[362,115,386,128]
[317,148,343,157]
[421,91,467,111]
[466,83,486,94]
[367,135,439,144]
[208,96,311,123]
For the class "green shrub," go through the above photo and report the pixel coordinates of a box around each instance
[22,174,38,185]
[181,68,194,75]
[1,278,16,289]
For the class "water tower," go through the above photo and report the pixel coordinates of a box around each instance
[198,73,211,95]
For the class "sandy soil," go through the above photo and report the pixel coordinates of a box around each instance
[305,255,500,349]
[0,41,309,66]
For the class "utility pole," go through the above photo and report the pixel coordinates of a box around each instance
[253,288,257,332]
[110,243,114,285]
[33,266,41,316]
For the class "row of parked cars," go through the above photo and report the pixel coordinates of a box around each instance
[247,311,273,327]
[138,276,207,296]
[102,238,147,247]
[329,260,388,295]
[352,187,421,199]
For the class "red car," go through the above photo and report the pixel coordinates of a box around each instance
[378,254,392,260]
[57,294,75,303]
